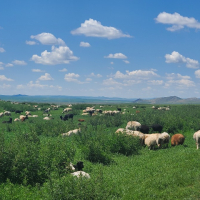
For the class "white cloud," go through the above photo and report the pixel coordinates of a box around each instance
[26,40,36,45]
[0,62,3,66]
[31,45,79,65]
[195,70,200,78]
[59,68,67,72]
[64,73,84,84]
[27,81,48,88]
[86,78,92,82]
[165,51,199,69]
[104,53,127,59]
[114,70,158,79]
[103,78,123,86]
[0,67,4,70]
[89,73,102,78]
[30,32,65,46]
[165,73,195,88]
[6,63,13,67]
[80,42,91,47]
[12,60,27,65]
[155,12,200,31]
[71,18,131,39]
[38,73,54,81]
[148,80,163,85]
[0,75,13,81]
[32,69,44,72]
[123,60,129,64]
[0,84,11,88]
[0,47,5,53]
[110,62,114,65]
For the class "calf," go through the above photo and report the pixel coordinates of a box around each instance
[152,124,163,133]
[60,114,74,121]
[15,110,23,114]
[171,134,185,146]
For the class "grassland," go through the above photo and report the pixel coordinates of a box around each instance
[0,101,200,199]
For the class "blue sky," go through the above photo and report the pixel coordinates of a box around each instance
[0,0,200,98]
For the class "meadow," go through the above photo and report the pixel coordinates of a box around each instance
[0,100,200,199]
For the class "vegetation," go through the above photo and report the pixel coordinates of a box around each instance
[0,100,200,199]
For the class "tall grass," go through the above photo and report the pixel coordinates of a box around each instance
[0,101,200,199]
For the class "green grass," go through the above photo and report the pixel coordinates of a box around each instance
[0,102,200,199]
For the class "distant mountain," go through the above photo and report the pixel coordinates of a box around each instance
[132,96,200,104]
[12,94,28,97]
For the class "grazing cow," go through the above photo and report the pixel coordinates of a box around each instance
[62,128,81,137]
[25,111,31,115]
[126,121,141,131]
[2,118,12,123]
[171,134,185,146]
[73,161,84,171]
[117,108,121,112]
[43,117,54,120]
[139,125,150,134]
[78,119,85,122]
[60,114,74,121]
[193,130,200,149]
[15,110,23,114]
[152,124,163,133]
[44,108,50,113]
[62,108,72,113]
[0,112,4,117]
[4,111,11,116]
[20,115,28,122]
[71,171,90,179]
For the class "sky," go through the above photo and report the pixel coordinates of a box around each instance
[0,0,200,98]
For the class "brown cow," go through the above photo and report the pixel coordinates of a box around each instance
[78,119,85,122]
[171,134,185,146]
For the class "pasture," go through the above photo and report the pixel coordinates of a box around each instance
[0,100,200,199]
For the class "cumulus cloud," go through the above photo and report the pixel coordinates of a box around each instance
[59,68,67,72]
[0,47,5,53]
[12,60,27,65]
[123,60,130,64]
[89,73,102,78]
[32,69,44,72]
[114,70,159,79]
[86,78,92,82]
[0,75,13,81]
[71,18,131,39]
[148,80,163,85]
[103,78,123,86]
[30,32,65,46]
[27,81,48,88]
[195,69,200,78]
[31,45,79,65]
[155,12,200,31]
[38,73,54,81]
[64,73,83,84]
[0,67,4,70]
[165,51,199,69]
[110,62,114,65]
[104,53,127,59]
[165,73,195,88]
[6,63,13,67]
[26,40,36,45]
[80,42,91,47]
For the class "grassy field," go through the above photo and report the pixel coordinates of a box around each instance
[0,101,199,199]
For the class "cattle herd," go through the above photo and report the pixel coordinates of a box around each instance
[0,101,200,181]
[1,103,200,152]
